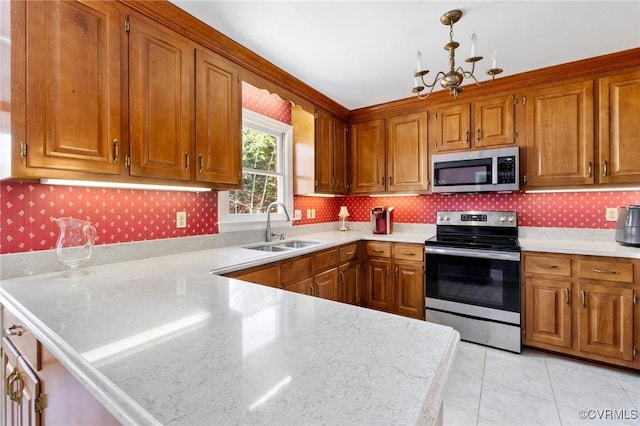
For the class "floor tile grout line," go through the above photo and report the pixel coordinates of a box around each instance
[545,356,565,426]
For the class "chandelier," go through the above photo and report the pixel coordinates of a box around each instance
[412,9,503,99]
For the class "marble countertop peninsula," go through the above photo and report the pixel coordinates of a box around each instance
[0,229,459,425]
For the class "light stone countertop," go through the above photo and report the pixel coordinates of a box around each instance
[0,230,459,426]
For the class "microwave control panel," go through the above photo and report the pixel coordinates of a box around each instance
[496,156,517,184]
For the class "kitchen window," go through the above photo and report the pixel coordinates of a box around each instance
[218,109,293,232]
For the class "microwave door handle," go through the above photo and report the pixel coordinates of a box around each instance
[425,246,520,262]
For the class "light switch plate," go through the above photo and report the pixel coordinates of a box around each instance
[294,209,302,220]
[605,207,618,222]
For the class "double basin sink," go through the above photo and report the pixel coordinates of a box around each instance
[244,240,321,252]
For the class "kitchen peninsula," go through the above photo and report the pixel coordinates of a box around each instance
[0,231,459,425]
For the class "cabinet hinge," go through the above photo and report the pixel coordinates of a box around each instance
[314,113,318,119]
[523,174,527,184]
[35,394,46,413]
[124,19,130,33]
[634,346,637,358]
[522,95,527,105]
[125,155,131,168]
[20,141,27,158]
[513,95,517,105]
[521,326,525,335]
[633,293,637,304]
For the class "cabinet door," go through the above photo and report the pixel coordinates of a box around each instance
[474,94,516,148]
[339,260,359,305]
[283,277,314,296]
[394,260,425,319]
[525,80,594,187]
[598,70,640,184]
[350,119,386,194]
[228,264,280,288]
[315,268,339,301]
[195,49,242,186]
[363,258,392,311]
[432,103,471,152]
[333,118,349,194]
[24,0,122,175]
[128,13,193,180]
[314,109,334,193]
[2,338,41,426]
[578,283,634,361]
[386,112,429,192]
[524,278,572,348]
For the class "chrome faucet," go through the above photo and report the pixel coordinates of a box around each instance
[266,201,291,242]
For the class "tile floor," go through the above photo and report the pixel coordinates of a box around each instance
[443,341,640,426]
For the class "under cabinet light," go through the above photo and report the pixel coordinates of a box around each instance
[525,187,640,194]
[40,179,213,192]
[369,193,420,197]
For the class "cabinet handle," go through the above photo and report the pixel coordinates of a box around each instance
[5,324,25,337]
[602,160,608,177]
[395,267,399,281]
[386,267,390,277]
[401,251,416,256]
[587,162,592,178]
[381,177,385,185]
[592,268,618,275]
[199,153,204,173]
[477,129,481,142]
[389,176,393,186]
[372,249,385,253]
[6,367,21,403]
[564,288,570,305]
[581,290,586,307]
[185,152,190,171]
[112,138,119,164]
[345,251,355,255]
[465,131,470,144]
[339,271,344,284]
[309,284,314,296]
[535,263,558,269]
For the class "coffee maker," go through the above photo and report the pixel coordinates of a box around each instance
[371,206,394,234]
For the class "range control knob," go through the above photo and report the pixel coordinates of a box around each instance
[499,216,507,222]
[507,216,515,222]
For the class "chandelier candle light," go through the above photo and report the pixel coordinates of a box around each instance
[338,206,350,231]
[412,9,503,99]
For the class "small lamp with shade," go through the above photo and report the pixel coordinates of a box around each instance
[338,206,350,231]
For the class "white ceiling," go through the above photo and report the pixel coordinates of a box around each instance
[170,1,640,110]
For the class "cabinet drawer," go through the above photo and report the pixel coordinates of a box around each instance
[339,244,359,263]
[2,308,41,371]
[366,242,391,258]
[525,255,572,277]
[393,244,424,262]
[578,260,633,283]
[281,255,313,285]
[229,264,280,288]
[314,249,339,273]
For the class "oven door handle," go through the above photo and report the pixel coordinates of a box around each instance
[425,246,521,261]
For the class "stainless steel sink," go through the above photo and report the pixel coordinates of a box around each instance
[273,240,320,249]
[245,245,292,252]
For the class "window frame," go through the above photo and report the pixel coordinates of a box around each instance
[218,108,293,233]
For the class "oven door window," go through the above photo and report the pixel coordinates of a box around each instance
[433,158,492,187]
[426,253,520,312]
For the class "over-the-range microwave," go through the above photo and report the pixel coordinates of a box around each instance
[431,146,519,193]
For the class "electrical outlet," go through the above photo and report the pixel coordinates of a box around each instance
[294,209,302,220]
[311,209,316,219]
[605,207,619,222]
[176,211,187,228]
[306,209,312,219]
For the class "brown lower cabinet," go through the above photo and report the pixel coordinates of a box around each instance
[1,307,118,426]
[362,242,425,320]
[523,252,639,369]
[224,243,359,305]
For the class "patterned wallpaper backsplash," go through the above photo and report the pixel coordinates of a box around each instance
[2,180,639,254]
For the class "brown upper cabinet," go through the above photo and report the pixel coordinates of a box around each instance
[523,79,595,188]
[8,1,242,189]
[16,0,123,177]
[430,93,516,153]
[350,112,428,194]
[597,69,640,185]
[128,12,195,181]
[314,109,348,194]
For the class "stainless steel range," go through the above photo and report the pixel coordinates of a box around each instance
[425,211,521,353]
